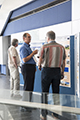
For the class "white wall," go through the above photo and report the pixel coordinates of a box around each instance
[11,21,72,43]
[39,22,72,39]
[0,0,33,34]
[72,0,80,21]
[0,37,3,64]
[0,36,10,65]
[72,0,80,34]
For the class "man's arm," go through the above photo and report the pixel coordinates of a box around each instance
[61,59,65,79]
[62,60,65,73]
[38,46,44,70]
[22,50,38,63]
[61,48,66,79]
[38,57,43,71]
[13,56,18,69]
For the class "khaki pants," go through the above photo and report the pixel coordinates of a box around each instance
[9,66,20,95]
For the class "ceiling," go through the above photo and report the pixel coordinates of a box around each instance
[0,0,33,35]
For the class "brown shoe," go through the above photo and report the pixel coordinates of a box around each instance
[40,115,46,120]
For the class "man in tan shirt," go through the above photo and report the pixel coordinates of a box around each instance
[8,39,21,98]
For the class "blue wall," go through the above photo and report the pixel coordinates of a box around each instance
[10,0,56,19]
[20,66,42,92]
[3,0,72,36]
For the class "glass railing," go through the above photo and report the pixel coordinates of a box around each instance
[0,89,80,120]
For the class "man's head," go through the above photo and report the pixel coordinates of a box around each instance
[46,31,56,43]
[12,39,18,47]
[23,33,31,44]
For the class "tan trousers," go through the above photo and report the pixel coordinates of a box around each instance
[9,66,20,95]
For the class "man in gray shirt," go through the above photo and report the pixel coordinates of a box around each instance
[38,31,66,120]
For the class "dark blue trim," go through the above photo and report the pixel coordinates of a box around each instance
[0,11,12,36]
[3,1,71,36]
[60,36,75,95]
[0,65,1,73]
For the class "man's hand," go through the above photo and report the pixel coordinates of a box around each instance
[15,65,18,69]
[33,49,38,55]
[61,72,64,79]
[38,56,42,71]
[13,56,18,69]
[23,49,38,63]
[38,65,41,71]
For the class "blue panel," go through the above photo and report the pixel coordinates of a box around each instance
[64,67,69,72]
[0,65,1,73]
[57,0,72,21]
[11,0,55,19]
[60,36,75,95]
[3,1,71,36]
[0,65,6,75]
[33,66,42,92]
[61,95,75,107]
[20,73,24,84]
[20,66,42,92]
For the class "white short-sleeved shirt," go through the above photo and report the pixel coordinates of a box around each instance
[8,45,20,67]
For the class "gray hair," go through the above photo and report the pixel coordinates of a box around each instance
[12,39,18,46]
[46,31,56,40]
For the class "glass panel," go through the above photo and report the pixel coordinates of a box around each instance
[0,89,79,119]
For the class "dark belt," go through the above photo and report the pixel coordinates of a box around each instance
[22,64,36,67]
[43,67,60,69]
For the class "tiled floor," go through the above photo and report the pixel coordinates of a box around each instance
[0,75,52,120]
[0,75,10,89]
[0,75,41,120]
[0,74,23,90]
[0,75,78,120]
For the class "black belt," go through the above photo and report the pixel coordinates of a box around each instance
[22,64,36,67]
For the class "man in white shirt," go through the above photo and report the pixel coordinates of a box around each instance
[8,39,21,98]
